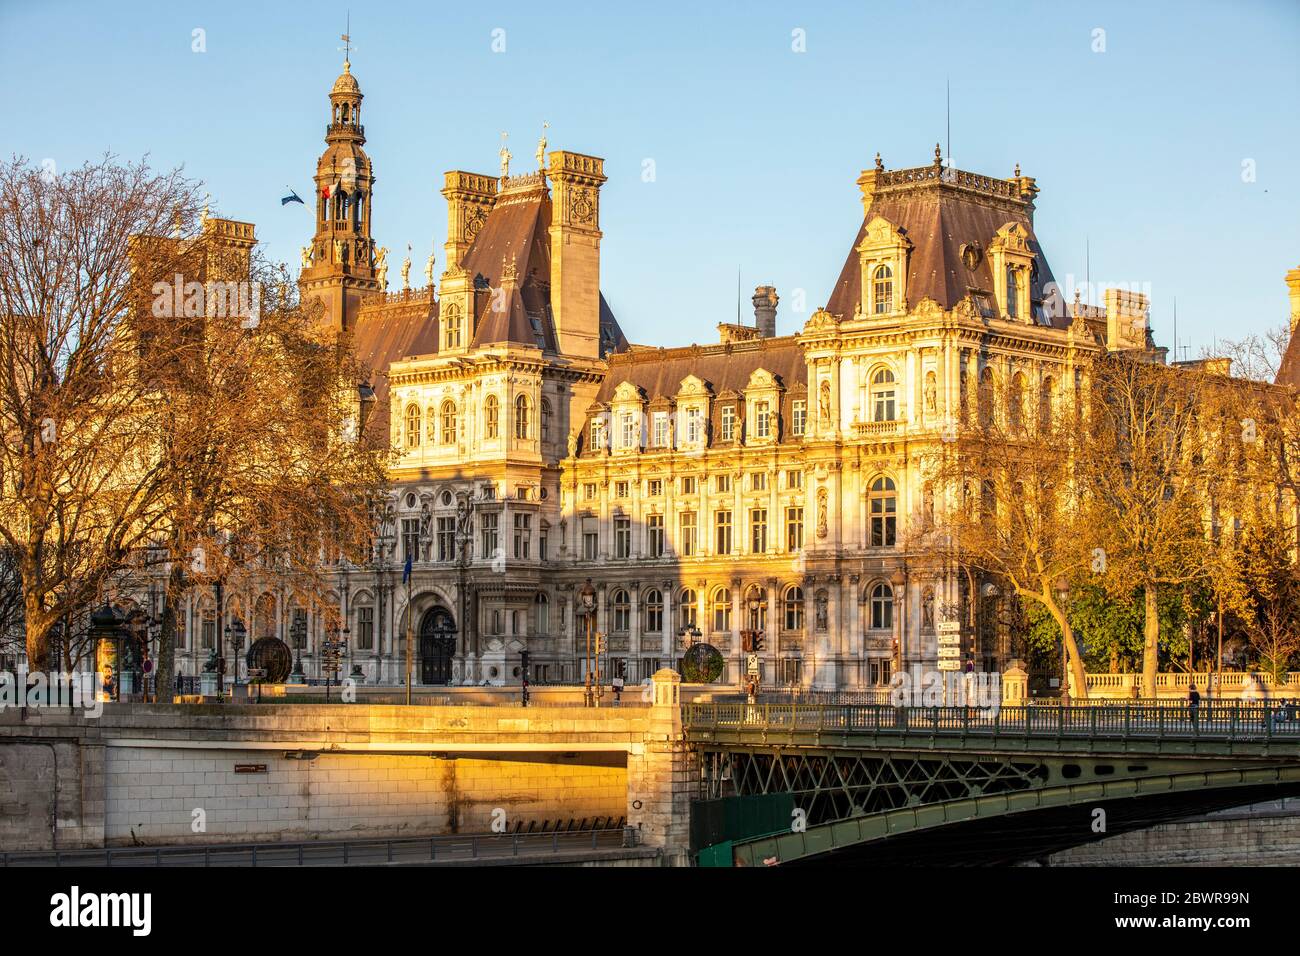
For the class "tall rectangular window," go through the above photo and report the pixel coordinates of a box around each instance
[356,606,374,650]
[751,472,767,492]
[715,510,733,555]
[721,405,736,442]
[679,512,697,557]
[755,401,770,438]
[786,506,804,552]
[653,412,670,447]
[590,418,606,451]
[786,469,803,489]
[647,479,663,497]
[750,508,768,553]
[647,515,665,558]
[792,400,807,436]
[437,516,455,562]
[685,407,702,444]
[481,512,499,560]
[402,518,420,564]
[620,411,636,449]
[201,611,215,649]
[513,513,531,560]
[614,516,632,558]
[681,476,697,496]
[583,530,599,560]
[715,474,732,494]
[615,480,630,499]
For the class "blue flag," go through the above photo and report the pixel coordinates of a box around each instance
[281,188,304,206]
[402,552,413,584]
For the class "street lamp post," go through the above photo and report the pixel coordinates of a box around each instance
[226,619,246,689]
[580,579,595,707]
[1054,576,1071,706]
[746,594,762,703]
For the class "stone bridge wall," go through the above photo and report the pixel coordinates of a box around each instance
[0,671,693,857]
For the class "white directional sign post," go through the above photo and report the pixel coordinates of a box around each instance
[937,621,962,673]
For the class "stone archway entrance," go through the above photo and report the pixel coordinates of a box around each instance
[419,606,456,685]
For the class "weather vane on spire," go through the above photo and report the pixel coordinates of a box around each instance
[339,12,354,67]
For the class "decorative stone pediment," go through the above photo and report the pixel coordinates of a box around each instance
[677,374,711,398]
[612,380,645,403]
[858,215,911,251]
[746,367,779,391]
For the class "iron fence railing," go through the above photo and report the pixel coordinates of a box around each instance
[3,824,639,868]
[683,701,1300,742]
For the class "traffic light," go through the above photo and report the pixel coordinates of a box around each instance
[741,631,752,652]
[751,632,765,652]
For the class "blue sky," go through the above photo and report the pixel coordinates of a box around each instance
[2,0,1297,355]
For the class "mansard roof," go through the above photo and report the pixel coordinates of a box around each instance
[594,335,806,405]
[350,293,439,438]
[826,159,1061,325]
[458,176,628,356]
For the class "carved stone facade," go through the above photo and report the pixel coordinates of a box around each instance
[161,71,1191,691]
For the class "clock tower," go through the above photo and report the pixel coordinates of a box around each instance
[299,57,383,331]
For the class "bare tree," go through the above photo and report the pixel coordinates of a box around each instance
[0,156,203,670]
[1078,356,1217,698]
[916,373,1091,696]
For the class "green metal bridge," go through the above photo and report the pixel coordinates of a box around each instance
[683,702,1300,865]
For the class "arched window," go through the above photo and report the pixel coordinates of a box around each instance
[869,476,897,547]
[612,589,630,632]
[869,582,893,630]
[1006,265,1019,319]
[1008,372,1026,433]
[541,399,552,443]
[644,588,663,634]
[514,395,530,440]
[484,395,499,439]
[440,400,457,445]
[783,586,805,631]
[678,588,698,631]
[978,367,996,428]
[871,367,897,422]
[405,404,421,449]
[711,587,731,633]
[872,264,893,314]
[534,592,549,635]
[1039,376,1054,430]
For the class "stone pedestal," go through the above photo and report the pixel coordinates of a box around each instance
[626,669,693,862]
[200,672,218,697]
[1002,662,1028,705]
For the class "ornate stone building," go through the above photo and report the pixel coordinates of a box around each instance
[159,60,1297,691]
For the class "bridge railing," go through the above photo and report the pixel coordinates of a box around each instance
[682,701,1300,742]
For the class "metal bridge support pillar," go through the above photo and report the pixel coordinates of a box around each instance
[626,669,693,862]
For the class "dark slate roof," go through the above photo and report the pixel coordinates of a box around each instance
[595,336,807,404]
[459,182,627,356]
[825,178,1060,326]
[583,336,807,454]
[350,296,439,437]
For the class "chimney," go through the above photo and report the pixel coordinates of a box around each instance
[441,171,498,269]
[752,285,778,337]
[1104,288,1149,352]
[1287,265,1300,334]
[547,150,607,358]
